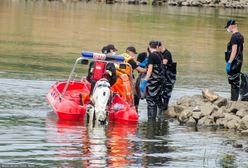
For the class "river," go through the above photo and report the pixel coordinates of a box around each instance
[0,0,248,167]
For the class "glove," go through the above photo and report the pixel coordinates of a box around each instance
[140,80,148,92]
[138,62,147,68]
[226,62,231,74]
[138,58,148,68]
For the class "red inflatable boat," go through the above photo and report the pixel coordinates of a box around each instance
[46,52,138,123]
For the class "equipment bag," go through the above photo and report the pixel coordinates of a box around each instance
[91,61,107,81]
[240,72,248,101]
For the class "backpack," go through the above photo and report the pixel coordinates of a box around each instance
[240,73,248,101]
[91,61,107,81]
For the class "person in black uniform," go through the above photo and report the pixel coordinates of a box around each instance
[158,42,176,112]
[225,19,244,101]
[140,41,163,120]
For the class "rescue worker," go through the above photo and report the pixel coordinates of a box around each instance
[225,19,244,101]
[115,46,146,109]
[124,47,147,110]
[87,44,117,95]
[140,41,164,120]
[158,41,176,111]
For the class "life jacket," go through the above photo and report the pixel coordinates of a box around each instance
[111,73,134,105]
[91,61,107,81]
[115,53,133,77]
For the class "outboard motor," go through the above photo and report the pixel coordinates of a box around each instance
[90,78,111,124]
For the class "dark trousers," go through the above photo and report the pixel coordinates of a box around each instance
[146,94,163,120]
[228,73,240,101]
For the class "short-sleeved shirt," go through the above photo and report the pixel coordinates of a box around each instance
[161,49,173,65]
[128,59,138,70]
[227,32,244,54]
[148,52,162,65]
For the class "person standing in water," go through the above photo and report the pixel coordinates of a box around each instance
[140,41,164,120]
[158,41,176,111]
[225,19,244,101]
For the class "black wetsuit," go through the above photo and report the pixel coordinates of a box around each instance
[146,51,163,119]
[226,32,244,100]
[161,49,176,110]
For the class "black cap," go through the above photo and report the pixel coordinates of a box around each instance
[126,46,137,54]
[106,44,118,51]
[137,52,147,63]
[101,46,108,54]
[102,44,118,54]
[149,40,161,49]
[225,19,236,28]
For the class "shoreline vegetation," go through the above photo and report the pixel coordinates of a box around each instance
[33,0,248,8]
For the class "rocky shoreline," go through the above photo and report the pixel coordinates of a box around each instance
[39,0,248,8]
[166,89,248,136]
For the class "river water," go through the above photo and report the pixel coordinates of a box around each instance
[0,0,248,167]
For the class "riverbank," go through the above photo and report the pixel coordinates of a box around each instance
[166,89,248,136]
[44,0,248,8]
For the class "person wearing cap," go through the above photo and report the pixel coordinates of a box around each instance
[157,41,176,112]
[116,46,146,77]
[86,44,118,95]
[140,40,164,120]
[102,44,118,55]
[116,46,146,110]
[224,19,244,100]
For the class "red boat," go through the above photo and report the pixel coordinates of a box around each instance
[46,52,138,123]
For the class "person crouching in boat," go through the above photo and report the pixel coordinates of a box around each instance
[115,46,146,109]
[86,44,118,96]
[140,41,164,120]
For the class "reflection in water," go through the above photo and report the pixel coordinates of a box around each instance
[46,112,138,167]
[107,122,138,167]
[139,119,173,167]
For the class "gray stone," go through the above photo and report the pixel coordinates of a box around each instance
[239,116,248,130]
[178,110,193,123]
[216,118,227,127]
[193,106,201,112]
[224,113,241,122]
[174,105,185,113]
[214,97,227,108]
[226,118,240,129]
[186,117,196,126]
[211,108,225,121]
[198,116,215,126]
[227,101,248,114]
[236,109,248,118]
[192,112,202,120]
[200,105,218,117]
[241,130,248,136]
[166,106,177,118]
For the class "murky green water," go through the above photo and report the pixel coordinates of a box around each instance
[0,0,248,167]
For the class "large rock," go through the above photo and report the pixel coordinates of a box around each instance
[166,106,177,118]
[170,89,248,133]
[178,109,193,123]
[200,104,218,117]
[214,97,228,108]
[236,109,248,118]
[202,88,219,102]
[198,116,215,126]
[239,116,248,130]
[186,117,197,126]
[226,118,241,129]
[226,101,248,114]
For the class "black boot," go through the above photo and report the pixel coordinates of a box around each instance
[231,86,239,101]
[147,106,157,120]
[157,108,164,119]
